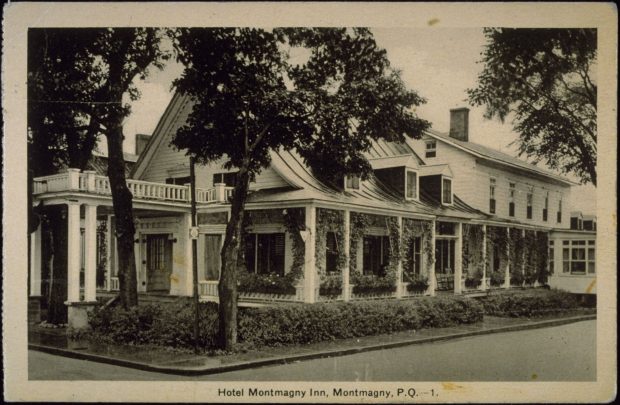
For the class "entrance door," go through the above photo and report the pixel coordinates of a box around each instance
[435,239,455,290]
[146,234,172,292]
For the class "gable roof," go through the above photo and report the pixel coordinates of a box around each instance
[131,92,192,179]
[423,129,577,186]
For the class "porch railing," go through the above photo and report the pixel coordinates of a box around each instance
[33,169,234,204]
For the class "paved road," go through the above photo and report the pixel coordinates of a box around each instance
[29,320,595,381]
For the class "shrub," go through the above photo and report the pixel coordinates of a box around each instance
[478,289,586,317]
[237,272,296,295]
[406,276,429,293]
[489,271,505,286]
[319,274,342,296]
[238,297,483,347]
[464,275,482,289]
[88,300,219,349]
[510,271,524,286]
[352,274,396,294]
[87,296,484,351]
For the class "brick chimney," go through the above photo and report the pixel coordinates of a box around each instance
[135,133,151,155]
[449,108,469,142]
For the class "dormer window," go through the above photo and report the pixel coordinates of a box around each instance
[345,175,360,190]
[425,140,437,158]
[442,177,453,205]
[405,170,418,200]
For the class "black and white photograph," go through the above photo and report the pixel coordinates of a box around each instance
[2,2,616,403]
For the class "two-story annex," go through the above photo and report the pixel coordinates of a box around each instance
[29,93,597,328]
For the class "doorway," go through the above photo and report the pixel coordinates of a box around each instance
[146,234,172,292]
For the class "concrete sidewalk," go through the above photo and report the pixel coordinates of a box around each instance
[29,311,596,376]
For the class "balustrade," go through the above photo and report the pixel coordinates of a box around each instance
[33,169,226,204]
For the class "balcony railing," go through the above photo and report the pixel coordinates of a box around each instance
[33,169,234,204]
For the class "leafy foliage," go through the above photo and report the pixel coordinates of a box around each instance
[237,272,297,296]
[171,28,429,348]
[478,289,589,317]
[469,28,597,184]
[88,297,483,351]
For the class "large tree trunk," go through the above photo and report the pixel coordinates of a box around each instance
[106,119,138,309]
[218,164,251,350]
[46,205,68,324]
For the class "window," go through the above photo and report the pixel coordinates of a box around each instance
[526,187,533,219]
[442,177,452,205]
[548,240,554,274]
[405,237,422,276]
[557,197,563,223]
[489,178,496,214]
[543,191,549,221]
[345,175,360,190]
[244,233,285,275]
[325,232,339,273]
[204,234,222,281]
[509,182,516,217]
[425,140,437,158]
[561,240,595,275]
[436,221,456,236]
[405,170,418,200]
[362,235,390,276]
[165,176,191,185]
[213,172,237,187]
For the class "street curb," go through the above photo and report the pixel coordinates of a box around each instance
[29,314,596,376]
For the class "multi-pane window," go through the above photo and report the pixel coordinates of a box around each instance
[543,191,549,222]
[489,178,496,214]
[526,187,533,219]
[405,170,418,200]
[213,172,237,187]
[325,232,339,273]
[204,234,222,281]
[509,182,516,217]
[244,233,285,275]
[345,175,360,190]
[425,140,437,158]
[405,237,422,276]
[363,235,390,276]
[442,178,453,205]
[562,240,595,274]
[548,240,554,274]
[557,198,563,223]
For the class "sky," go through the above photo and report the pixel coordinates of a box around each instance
[118,27,596,214]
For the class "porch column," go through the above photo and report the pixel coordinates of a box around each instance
[83,204,98,302]
[342,209,351,301]
[105,215,113,291]
[303,205,317,303]
[480,225,487,291]
[454,222,463,294]
[503,227,511,289]
[29,226,42,297]
[395,216,404,298]
[66,202,81,303]
[428,219,436,296]
[521,228,526,284]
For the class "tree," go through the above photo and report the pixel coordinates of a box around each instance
[28,29,104,323]
[28,28,171,314]
[468,28,597,185]
[172,28,429,349]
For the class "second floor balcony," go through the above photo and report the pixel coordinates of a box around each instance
[33,168,234,205]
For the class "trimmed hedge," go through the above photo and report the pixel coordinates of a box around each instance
[239,297,482,347]
[88,300,219,349]
[478,290,587,317]
[87,296,483,351]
